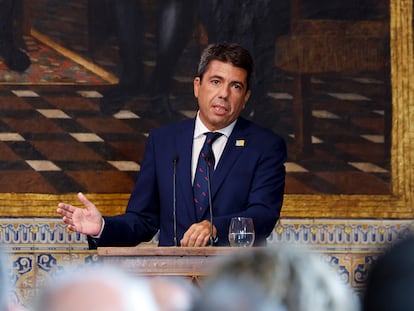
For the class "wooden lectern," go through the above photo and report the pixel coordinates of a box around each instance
[97,246,250,283]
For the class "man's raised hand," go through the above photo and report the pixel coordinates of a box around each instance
[57,192,103,236]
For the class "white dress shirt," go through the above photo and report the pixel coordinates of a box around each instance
[192,112,236,183]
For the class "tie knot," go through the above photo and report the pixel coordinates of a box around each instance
[205,132,223,145]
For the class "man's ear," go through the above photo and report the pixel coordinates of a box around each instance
[193,77,201,98]
[243,89,251,108]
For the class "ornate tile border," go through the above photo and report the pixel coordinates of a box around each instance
[269,218,413,251]
[1,218,411,250]
[0,217,412,307]
[0,218,88,251]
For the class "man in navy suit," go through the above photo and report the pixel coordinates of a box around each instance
[57,43,287,247]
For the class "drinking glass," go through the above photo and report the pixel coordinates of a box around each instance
[228,217,255,247]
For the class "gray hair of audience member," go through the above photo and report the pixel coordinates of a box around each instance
[194,245,359,311]
[192,276,286,311]
[363,234,414,311]
[33,264,160,311]
[149,276,199,311]
[0,248,9,311]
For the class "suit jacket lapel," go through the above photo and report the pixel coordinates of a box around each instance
[175,119,197,219]
[211,118,248,201]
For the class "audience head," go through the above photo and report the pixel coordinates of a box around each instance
[0,248,27,311]
[193,275,284,311]
[0,248,9,311]
[148,276,199,311]
[193,245,359,311]
[33,264,160,311]
[363,234,414,311]
[197,43,254,90]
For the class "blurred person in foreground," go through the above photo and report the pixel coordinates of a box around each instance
[33,265,160,311]
[192,245,360,311]
[0,249,7,311]
[0,248,29,311]
[33,265,197,311]
[363,234,414,311]
[149,276,199,311]
[57,42,286,247]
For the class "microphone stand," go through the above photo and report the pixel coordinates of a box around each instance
[173,155,179,246]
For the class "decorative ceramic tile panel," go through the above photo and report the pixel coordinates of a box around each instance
[0,218,412,308]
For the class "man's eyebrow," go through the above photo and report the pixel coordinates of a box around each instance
[207,74,246,88]
[208,74,223,80]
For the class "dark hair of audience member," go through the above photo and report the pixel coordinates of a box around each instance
[363,234,414,311]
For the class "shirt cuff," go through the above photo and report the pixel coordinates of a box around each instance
[90,218,105,238]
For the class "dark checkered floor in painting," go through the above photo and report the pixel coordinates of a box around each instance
[0,66,391,195]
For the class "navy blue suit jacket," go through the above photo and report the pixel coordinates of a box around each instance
[98,117,286,246]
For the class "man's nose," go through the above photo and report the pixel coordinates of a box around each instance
[217,84,230,98]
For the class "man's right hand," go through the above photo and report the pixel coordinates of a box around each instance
[57,192,103,236]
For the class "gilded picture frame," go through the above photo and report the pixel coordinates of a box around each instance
[0,0,412,219]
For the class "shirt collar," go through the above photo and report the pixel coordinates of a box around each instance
[194,111,237,139]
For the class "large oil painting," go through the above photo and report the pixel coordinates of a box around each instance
[0,0,412,219]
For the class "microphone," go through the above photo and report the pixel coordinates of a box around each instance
[203,152,214,246]
[172,155,179,246]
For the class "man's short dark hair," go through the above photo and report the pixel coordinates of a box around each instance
[197,43,255,90]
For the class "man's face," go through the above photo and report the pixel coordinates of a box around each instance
[193,60,251,131]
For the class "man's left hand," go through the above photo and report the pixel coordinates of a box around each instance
[180,220,217,247]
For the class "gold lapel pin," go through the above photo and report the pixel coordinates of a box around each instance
[235,140,245,147]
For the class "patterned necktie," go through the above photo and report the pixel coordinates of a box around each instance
[193,132,223,219]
